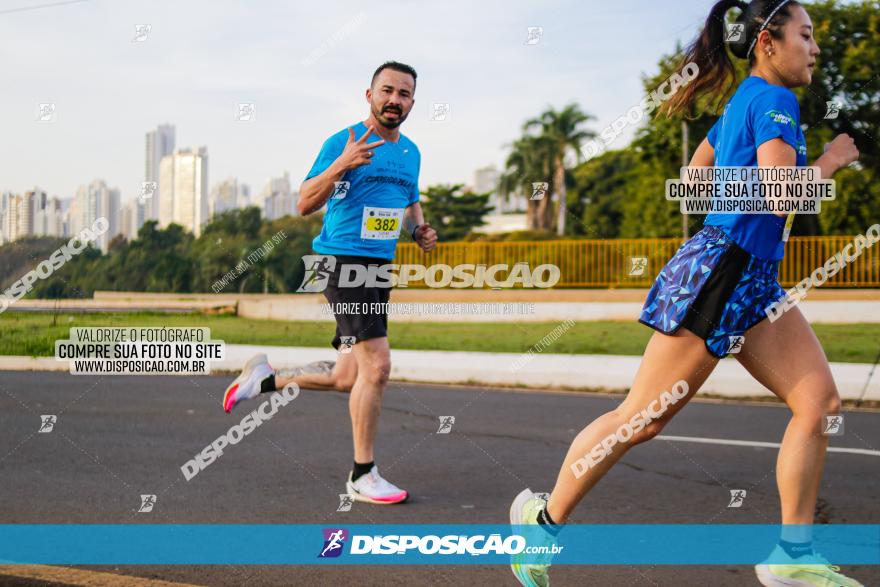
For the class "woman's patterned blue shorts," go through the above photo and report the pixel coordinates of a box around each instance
[639,225,786,358]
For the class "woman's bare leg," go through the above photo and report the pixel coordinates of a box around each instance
[546,328,719,522]
[734,306,839,537]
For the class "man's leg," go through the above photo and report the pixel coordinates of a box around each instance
[342,335,407,504]
[349,336,391,463]
[274,353,357,392]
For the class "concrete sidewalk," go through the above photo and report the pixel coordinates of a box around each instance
[7,290,880,322]
[4,344,877,401]
[237,298,880,323]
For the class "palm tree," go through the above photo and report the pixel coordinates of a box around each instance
[499,135,555,230]
[524,104,595,235]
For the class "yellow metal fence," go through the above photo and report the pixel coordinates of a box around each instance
[396,236,880,288]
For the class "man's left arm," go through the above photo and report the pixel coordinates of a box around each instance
[403,202,437,252]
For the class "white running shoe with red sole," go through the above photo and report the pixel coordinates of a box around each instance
[223,353,274,413]
[345,465,408,505]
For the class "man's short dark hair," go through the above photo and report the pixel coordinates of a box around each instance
[371,61,417,91]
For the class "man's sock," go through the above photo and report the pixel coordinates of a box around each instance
[779,539,814,559]
[352,461,375,482]
[536,503,562,536]
[259,374,276,393]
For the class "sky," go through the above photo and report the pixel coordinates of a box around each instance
[1,0,714,203]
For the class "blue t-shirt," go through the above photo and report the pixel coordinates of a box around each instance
[704,76,808,261]
[306,121,421,259]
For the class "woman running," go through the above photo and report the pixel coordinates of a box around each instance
[509,1,862,585]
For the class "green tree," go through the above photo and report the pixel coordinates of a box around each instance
[0,236,67,290]
[193,209,324,294]
[525,104,596,235]
[571,1,879,238]
[796,0,880,235]
[192,208,262,293]
[254,214,324,294]
[421,184,493,241]
[499,134,554,231]
[569,149,639,238]
[13,209,330,298]
[500,105,595,233]
[127,221,195,291]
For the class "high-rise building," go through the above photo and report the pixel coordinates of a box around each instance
[29,188,64,238]
[29,188,47,230]
[63,197,78,241]
[209,177,250,219]
[474,165,499,195]
[121,200,137,241]
[473,165,508,213]
[5,192,34,242]
[0,189,66,243]
[144,124,176,223]
[134,198,146,233]
[159,147,209,236]
[58,197,72,237]
[73,179,120,253]
[0,191,12,244]
[238,183,252,208]
[260,172,297,220]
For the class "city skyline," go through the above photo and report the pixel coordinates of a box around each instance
[0,118,307,244]
[0,117,525,245]
[1,0,710,203]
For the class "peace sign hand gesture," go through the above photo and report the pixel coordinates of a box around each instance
[337,125,386,171]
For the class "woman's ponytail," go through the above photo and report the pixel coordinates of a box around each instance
[661,0,800,117]
[661,0,748,116]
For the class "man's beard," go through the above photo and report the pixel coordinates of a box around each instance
[373,104,407,129]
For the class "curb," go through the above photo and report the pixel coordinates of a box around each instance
[3,345,877,402]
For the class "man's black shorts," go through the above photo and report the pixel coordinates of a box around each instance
[322,254,392,350]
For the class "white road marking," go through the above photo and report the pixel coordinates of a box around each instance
[658,435,880,456]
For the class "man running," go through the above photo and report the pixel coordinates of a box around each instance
[222,61,438,505]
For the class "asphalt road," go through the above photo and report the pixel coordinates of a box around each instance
[0,370,877,586]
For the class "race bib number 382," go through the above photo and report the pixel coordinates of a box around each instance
[361,207,404,240]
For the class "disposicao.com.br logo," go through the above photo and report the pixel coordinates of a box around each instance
[318,528,539,557]
[318,528,349,558]
[298,255,560,292]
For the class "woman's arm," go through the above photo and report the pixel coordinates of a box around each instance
[689,137,715,167]
[811,133,859,179]
[756,138,798,218]
[757,134,859,217]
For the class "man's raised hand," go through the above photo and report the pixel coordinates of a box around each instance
[337,125,386,171]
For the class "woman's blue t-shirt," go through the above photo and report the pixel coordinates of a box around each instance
[703,75,808,261]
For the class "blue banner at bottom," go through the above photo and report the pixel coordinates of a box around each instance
[0,524,877,565]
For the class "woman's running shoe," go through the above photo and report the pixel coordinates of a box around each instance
[510,488,554,587]
[756,545,864,586]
